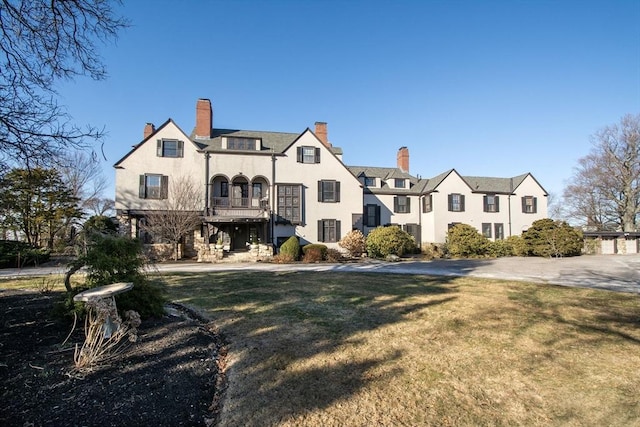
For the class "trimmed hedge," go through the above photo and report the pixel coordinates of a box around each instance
[279,236,301,260]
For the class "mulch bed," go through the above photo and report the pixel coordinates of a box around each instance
[0,289,227,426]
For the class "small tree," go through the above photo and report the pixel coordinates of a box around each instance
[141,176,203,260]
[366,226,416,258]
[523,218,583,258]
[339,229,366,257]
[279,235,300,260]
[446,224,490,258]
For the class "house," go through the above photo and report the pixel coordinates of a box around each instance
[114,98,548,260]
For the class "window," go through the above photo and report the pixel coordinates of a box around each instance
[364,177,376,187]
[483,195,499,212]
[364,204,381,227]
[139,174,168,199]
[494,223,504,240]
[252,183,262,198]
[297,146,320,163]
[448,193,465,212]
[394,178,406,188]
[422,194,433,213]
[277,184,301,224]
[394,196,410,213]
[220,181,229,197]
[157,139,184,157]
[482,223,492,238]
[403,223,421,245]
[318,219,341,243]
[226,137,256,150]
[522,196,537,213]
[318,180,340,202]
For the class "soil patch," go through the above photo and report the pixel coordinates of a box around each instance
[0,289,226,426]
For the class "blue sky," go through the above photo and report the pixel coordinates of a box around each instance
[57,0,640,200]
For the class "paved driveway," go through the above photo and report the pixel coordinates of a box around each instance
[2,254,639,294]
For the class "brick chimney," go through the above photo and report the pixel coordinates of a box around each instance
[397,146,409,173]
[315,122,331,147]
[195,98,212,138]
[143,122,155,139]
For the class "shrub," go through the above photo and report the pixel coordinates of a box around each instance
[446,224,490,258]
[366,226,416,258]
[523,218,583,258]
[302,247,323,263]
[338,230,366,258]
[421,243,446,260]
[272,253,296,264]
[505,235,528,256]
[325,248,344,262]
[279,236,300,260]
[487,239,514,258]
[0,240,50,268]
[302,244,327,259]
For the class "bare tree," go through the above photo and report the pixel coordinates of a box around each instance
[59,151,111,215]
[141,176,203,261]
[0,0,127,171]
[564,114,640,232]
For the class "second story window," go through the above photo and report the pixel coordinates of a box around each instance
[364,177,376,187]
[157,139,184,157]
[483,195,499,212]
[448,193,465,212]
[139,174,168,199]
[422,194,433,213]
[318,180,340,202]
[277,184,302,224]
[394,195,410,213]
[394,178,406,188]
[226,137,257,150]
[297,146,320,163]
[522,196,537,213]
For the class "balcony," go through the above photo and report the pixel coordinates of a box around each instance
[206,197,270,221]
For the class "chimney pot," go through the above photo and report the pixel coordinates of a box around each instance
[315,122,331,147]
[143,122,155,139]
[397,146,409,173]
[195,98,212,138]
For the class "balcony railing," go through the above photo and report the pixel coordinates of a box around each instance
[207,197,269,219]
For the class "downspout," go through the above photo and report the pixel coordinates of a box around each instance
[205,152,211,215]
[508,178,513,237]
[271,151,276,245]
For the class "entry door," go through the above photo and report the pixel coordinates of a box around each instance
[232,225,250,251]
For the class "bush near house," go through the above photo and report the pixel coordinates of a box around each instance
[366,226,416,258]
[446,224,491,258]
[523,218,583,258]
[302,244,328,260]
[279,236,301,261]
[338,229,366,258]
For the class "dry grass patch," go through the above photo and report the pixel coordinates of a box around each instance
[159,271,640,426]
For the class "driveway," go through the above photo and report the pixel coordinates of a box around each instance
[2,254,639,294]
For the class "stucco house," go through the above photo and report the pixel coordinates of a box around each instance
[114,98,548,260]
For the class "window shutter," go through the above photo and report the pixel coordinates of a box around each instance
[139,175,146,198]
[483,195,488,212]
[157,140,162,157]
[375,205,381,226]
[335,181,340,202]
[406,197,411,213]
[318,220,323,242]
[318,181,323,202]
[429,194,433,212]
[363,206,368,226]
[521,197,526,212]
[177,140,184,157]
[495,196,499,212]
[336,220,341,241]
[533,197,537,213]
[315,147,321,163]
[448,194,453,211]
[460,195,465,211]
[394,196,399,213]
[297,147,303,163]
[160,175,169,199]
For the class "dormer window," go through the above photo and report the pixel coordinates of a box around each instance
[223,137,259,151]
[364,177,376,187]
[394,178,406,188]
[157,139,184,158]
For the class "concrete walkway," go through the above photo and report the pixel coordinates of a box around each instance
[2,254,639,294]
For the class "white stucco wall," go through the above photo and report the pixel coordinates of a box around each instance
[510,175,548,235]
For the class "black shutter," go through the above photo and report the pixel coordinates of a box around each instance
[394,196,399,213]
[336,220,341,241]
[429,194,433,212]
[460,195,465,211]
[448,194,453,211]
[157,140,163,157]
[160,175,169,199]
[318,181,323,202]
[297,147,303,163]
[533,197,537,213]
[335,181,340,202]
[363,206,368,226]
[318,220,323,242]
[315,147,321,163]
[139,175,146,198]
[406,197,411,213]
[375,205,381,226]
[495,196,499,212]
[177,140,184,157]
[522,197,527,212]
[483,195,488,212]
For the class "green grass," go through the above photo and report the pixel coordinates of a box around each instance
[156,271,640,426]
